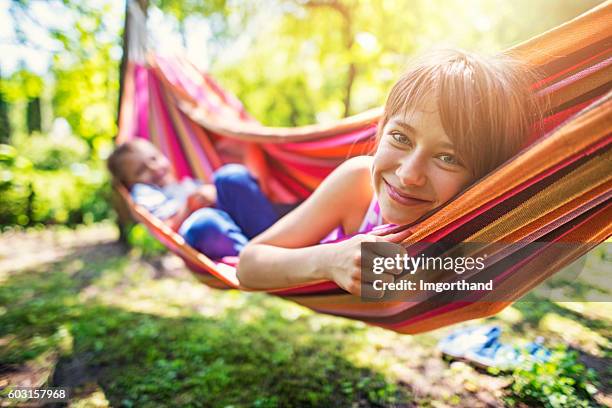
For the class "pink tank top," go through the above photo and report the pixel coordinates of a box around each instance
[320,195,388,243]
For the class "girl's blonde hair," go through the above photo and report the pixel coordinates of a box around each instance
[376,49,545,180]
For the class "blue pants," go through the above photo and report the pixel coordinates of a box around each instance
[178,164,281,259]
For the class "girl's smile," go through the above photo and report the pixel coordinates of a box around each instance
[382,178,433,206]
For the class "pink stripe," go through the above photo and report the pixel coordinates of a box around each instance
[269,165,312,198]
[204,74,252,120]
[174,104,212,175]
[149,73,193,179]
[155,57,180,93]
[537,99,595,139]
[386,302,471,329]
[172,57,220,113]
[538,56,612,96]
[532,48,612,90]
[157,57,193,98]
[265,146,336,179]
[177,107,214,178]
[156,67,217,180]
[283,161,333,179]
[177,58,207,101]
[280,126,377,151]
[267,177,300,203]
[264,144,339,167]
[134,65,150,140]
[158,56,209,107]
[311,301,414,319]
[273,281,341,295]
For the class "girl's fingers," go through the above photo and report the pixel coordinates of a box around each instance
[362,270,394,284]
[361,283,385,299]
[361,244,404,275]
[371,240,407,259]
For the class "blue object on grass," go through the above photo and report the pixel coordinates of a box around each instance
[437,325,501,359]
[524,337,552,363]
[464,336,551,370]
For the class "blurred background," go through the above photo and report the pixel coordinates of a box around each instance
[0,0,604,230]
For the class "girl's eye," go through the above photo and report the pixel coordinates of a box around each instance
[439,154,459,165]
[390,132,411,145]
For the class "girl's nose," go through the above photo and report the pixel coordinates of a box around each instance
[396,152,427,187]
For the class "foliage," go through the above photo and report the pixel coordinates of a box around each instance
[50,2,120,148]
[18,134,90,171]
[0,144,112,228]
[505,347,601,408]
[0,240,411,406]
[1,69,43,103]
[211,0,602,126]
[126,223,167,258]
[2,0,120,227]
[153,0,229,21]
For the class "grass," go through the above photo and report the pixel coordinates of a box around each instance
[0,224,609,407]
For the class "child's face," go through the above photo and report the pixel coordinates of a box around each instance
[372,99,472,225]
[122,141,175,187]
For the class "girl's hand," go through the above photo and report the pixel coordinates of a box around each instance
[187,185,217,211]
[323,234,406,298]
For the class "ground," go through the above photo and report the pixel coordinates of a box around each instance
[0,224,609,407]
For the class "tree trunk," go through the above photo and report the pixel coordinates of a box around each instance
[0,94,10,145]
[26,97,41,134]
[343,63,356,117]
[304,1,355,117]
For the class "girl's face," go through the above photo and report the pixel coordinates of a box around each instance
[372,99,472,225]
[123,141,175,188]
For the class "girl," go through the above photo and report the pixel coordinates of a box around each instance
[107,139,295,258]
[236,49,543,296]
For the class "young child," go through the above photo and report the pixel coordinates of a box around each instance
[236,49,542,295]
[107,139,287,258]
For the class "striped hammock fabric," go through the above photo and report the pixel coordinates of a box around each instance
[116,1,612,334]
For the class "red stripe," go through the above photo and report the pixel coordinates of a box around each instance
[531,48,611,90]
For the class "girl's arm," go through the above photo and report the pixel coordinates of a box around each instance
[237,156,384,294]
[167,185,217,231]
[165,203,193,231]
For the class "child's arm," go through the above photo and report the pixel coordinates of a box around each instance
[166,185,217,231]
[131,183,187,230]
[164,203,193,231]
[237,156,389,295]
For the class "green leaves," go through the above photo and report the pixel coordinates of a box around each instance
[506,348,600,407]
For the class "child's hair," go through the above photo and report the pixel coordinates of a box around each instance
[376,49,545,181]
[106,138,148,186]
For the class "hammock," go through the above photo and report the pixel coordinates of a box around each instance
[115,1,612,334]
